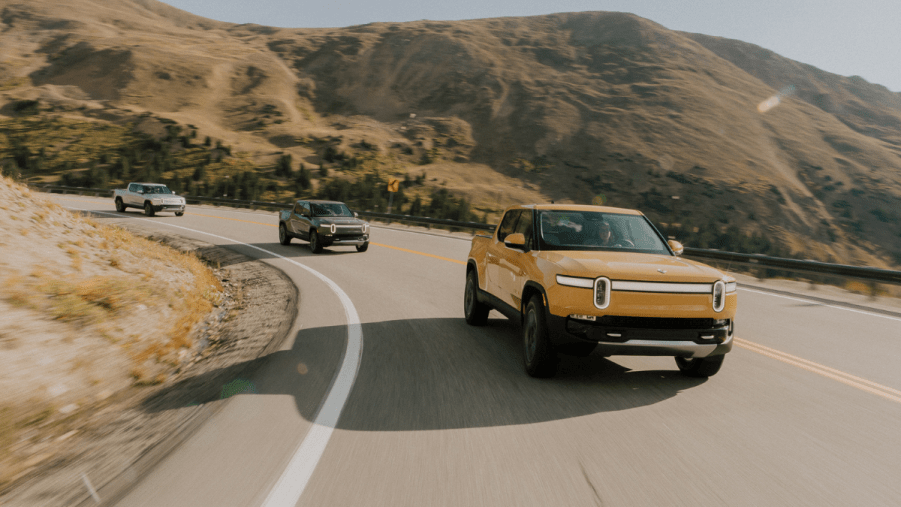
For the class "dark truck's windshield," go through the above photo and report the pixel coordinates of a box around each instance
[312,203,354,217]
[537,210,670,254]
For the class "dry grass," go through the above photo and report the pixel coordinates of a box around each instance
[0,174,224,488]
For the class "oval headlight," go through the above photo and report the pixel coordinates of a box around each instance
[712,280,726,312]
[594,277,611,310]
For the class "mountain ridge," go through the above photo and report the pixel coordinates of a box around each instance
[1,0,899,267]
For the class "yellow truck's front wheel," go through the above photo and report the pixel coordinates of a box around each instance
[523,296,557,377]
[675,355,725,377]
[464,270,489,326]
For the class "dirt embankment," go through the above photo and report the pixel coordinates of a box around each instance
[0,178,297,506]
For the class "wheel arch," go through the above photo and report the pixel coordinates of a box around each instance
[466,259,478,277]
[521,281,549,324]
[466,259,481,288]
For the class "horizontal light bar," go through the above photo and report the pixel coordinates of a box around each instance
[612,281,712,293]
[557,277,737,295]
[556,275,594,288]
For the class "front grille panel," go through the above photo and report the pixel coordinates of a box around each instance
[565,316,731,344]
[595,316,719,329]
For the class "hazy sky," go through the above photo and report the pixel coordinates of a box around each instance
[162,0,901,92]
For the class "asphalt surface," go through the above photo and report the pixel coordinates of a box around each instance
[54,195,901,507]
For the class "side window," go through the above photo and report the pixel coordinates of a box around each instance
[496,210,521,242]
[513,210,533,249]
[293,201,304,214]
[302,203,312,217]
[129,184,139,193]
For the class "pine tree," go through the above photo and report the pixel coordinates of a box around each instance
[409,196,423,216]
[296,163,311,190]
[276,154,293,178]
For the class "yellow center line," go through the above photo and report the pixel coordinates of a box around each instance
[189,211,275,226]
[735,337,901,404]
[370,242,466,265]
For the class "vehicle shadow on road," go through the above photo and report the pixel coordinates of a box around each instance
[142,316,707,431]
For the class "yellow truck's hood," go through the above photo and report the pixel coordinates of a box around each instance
[538,251,725,283]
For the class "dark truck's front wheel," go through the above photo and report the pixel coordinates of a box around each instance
[279,223,291,245]
[309,230,323,253]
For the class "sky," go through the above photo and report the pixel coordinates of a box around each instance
[162,0,901,92]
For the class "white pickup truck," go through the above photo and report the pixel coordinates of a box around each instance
[113,182,186,217]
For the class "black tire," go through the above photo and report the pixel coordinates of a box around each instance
[523,296,557,377]
[675,354,725,377]
[309,230,323,253]
[356,242,369,252]
[115,198,125,212]
[144,201,155,217]
[463,269,490,326]
[175,211,184,217]
[279,223,292,245]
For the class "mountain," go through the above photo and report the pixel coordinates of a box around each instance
[1,0,900,267]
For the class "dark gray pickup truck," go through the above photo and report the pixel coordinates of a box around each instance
[278,199,370,253]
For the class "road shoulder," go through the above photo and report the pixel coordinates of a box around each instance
[1,228,298,507]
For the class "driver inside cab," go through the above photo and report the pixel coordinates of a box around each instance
[585,220,615,246]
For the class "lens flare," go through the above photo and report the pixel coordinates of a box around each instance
[758,95,781,113]
[758,85,796,113]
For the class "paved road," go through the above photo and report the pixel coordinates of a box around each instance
[54,195,901,506]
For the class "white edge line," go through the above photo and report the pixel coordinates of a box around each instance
[739,286,901,322]
[67,206,361,507]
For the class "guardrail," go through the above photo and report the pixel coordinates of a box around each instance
[33,184,901,286]
[353,210,495,232]
[682,248,901,286]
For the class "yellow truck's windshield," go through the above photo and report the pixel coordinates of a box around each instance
[537,210,670,254]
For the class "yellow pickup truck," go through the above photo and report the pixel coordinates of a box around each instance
[465,204,736,378]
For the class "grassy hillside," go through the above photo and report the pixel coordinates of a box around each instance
[1,0,899,266]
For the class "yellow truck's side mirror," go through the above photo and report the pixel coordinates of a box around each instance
[668,240,684,256]
[504,233,527,250]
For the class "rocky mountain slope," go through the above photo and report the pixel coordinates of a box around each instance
[1,0,899,266]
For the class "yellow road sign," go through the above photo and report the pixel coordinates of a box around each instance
[387,178,399,192]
